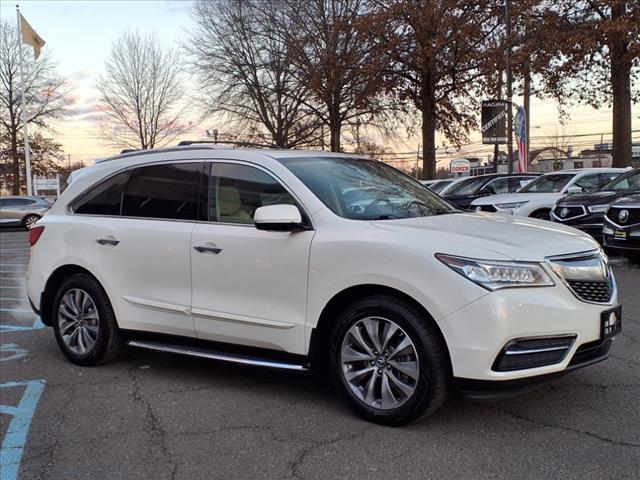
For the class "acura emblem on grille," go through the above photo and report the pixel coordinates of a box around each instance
[560,207,569,218]
[619,209,629,223]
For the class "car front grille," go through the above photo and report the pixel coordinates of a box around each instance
[566,280,612,303]
[607,207,640,225]
[553,205,585,221]
[546,251,614,305]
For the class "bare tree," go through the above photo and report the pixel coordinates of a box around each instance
[531,1,639,168]
[370,0,500,180]
[0,20,69,194]
[187,0,321,148]
[283,0,392,152]
[97,31,187,150]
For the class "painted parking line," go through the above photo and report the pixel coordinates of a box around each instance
[0,308,32,314]
[0,287,24,290]
[0,318,45,333]
[0,344,29,363]
[0,379,46,480]
[0,298,25,302]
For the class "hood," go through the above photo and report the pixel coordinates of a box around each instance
[470,192,557,206]
[610,193,640,207]
[371,212,599,262]
[557,190,629,206]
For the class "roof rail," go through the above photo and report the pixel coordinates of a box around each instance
[177,140,280,149]
[120,148,139,154]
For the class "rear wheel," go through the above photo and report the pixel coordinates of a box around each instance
[23,214,40,229]
[52,274,123,366]
[329,295,450,425]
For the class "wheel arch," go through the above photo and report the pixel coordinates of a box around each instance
[308,284,451,370]
[40,264,102,326]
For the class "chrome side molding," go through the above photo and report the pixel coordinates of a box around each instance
[126,339,310,371]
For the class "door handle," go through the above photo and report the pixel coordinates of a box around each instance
[96,237,120,246]
[194,243,222,254]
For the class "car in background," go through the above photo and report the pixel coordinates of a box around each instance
[603,194,640,262]
[420,178,467,195]
[471,168,625,219]
[0,195,52,229]
[551,168,639,242]
[442,173,539,209]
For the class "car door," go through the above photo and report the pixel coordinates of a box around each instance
[76,162,203,337]
[190,162,314,355]
[0,198,34,226]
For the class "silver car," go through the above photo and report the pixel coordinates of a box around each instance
[0,196,52,229]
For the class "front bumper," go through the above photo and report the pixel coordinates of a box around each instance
[455,339,612,401]
[603,217,640,252]
[437,281,619,382]
[551,211,605,241]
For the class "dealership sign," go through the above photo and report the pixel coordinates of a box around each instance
[481,100,508,144]
[450,158,470,174]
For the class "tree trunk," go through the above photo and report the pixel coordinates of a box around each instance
[421,72,436,180]
[610,3,632,168]
[329,117,341,152]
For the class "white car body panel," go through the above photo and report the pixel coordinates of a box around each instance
[27,149,619,383]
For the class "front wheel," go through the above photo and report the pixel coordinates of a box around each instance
[52,274,123,366]
[329,296,450,426]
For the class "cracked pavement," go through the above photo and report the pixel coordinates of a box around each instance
[1,230,639,479]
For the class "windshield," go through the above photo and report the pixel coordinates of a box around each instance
[430,180,453,194]
[519,173,575,193]
[278,157,456,220]
[603,170,640,192]
[444,176,492,196]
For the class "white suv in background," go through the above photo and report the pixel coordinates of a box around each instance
[27,146,621,425]
[470,168,626,219]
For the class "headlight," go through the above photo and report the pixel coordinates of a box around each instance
[587,205,609,214]
[436,254,555,290]
[495,201,529,210]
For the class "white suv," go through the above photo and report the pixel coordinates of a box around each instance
[470,168,625,218]
[26,147,621,425]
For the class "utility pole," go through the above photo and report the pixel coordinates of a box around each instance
[505,0,514,174]
[416,143,421,179]
[67,153,71,169]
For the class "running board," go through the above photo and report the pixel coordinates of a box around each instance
[126,339,310,372]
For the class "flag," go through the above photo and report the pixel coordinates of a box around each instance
[19,14,46,60]
[514,105,527,173]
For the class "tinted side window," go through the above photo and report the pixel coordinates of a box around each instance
[122,163,202,220]
[73,171,130,215]
[574,174,604,192]
[208,163,296,224]
[483,178,511,194]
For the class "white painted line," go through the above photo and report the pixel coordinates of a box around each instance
[0,298,24,301]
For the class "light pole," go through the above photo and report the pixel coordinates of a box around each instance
[505,0,514,174]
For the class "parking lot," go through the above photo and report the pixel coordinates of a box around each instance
[1,228,639,480]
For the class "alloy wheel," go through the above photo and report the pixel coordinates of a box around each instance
[24,215,39,229]
[340,316,419,410]
[58,288,100,355]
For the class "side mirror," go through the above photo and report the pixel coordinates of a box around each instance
[566,185,582,194]
[254,204,306,231]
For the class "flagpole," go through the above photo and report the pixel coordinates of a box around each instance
[16,4,33,196]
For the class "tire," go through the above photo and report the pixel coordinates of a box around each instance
[23,214,40,229]
[529,209,551,220]
[52,273,123,366]
[329,295,450,426]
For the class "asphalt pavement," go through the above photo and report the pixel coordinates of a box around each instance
[1,229,639,480]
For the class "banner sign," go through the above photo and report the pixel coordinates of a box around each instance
[481,100,508,144]
[515,105,527,173]
[450,158,471,174]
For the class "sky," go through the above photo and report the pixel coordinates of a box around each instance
[0,0,637,169]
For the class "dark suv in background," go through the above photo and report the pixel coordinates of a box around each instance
[551,168,639,242]
[442,173,539,209]
[603,194,640,262]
